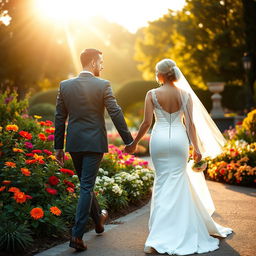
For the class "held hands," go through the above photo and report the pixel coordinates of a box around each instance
[55,149,65,167]
[124,142,137,154]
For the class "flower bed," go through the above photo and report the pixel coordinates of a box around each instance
[204,109,256,187]
[205,140,256,186]
[0,91,154,253]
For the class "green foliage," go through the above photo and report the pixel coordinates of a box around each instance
[135,0,246,89]
[0,89,29,125]
[0,1,141,94]
[29,103,56,121]
[116,80,158,111]
[0,90,154,253]
[29,89,58,108]
[0,223,33,252]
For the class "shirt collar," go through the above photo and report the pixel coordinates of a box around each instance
[80,70,94,76]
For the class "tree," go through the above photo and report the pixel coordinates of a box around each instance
[135,0,245,89]
[0,1,142,96]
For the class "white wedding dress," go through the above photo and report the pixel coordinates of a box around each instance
[145,89,233,255]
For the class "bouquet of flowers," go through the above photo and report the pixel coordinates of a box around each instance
[192,159,208,172]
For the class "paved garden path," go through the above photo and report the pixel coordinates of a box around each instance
[36,157,256,256]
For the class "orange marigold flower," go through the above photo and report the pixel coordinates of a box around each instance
[50,206,62,216]
[21,168,31,176]
[8,187,20,193]
[38,133,47,141]
[2,180,11,185]
[0,142,3,147]
[5,124,19,132]
[5,161,16,168]
[0,186,6,192]
[30,207,44,220]
[13,148,24,153]
[13,191,27,203]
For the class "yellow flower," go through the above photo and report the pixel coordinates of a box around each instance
[5,124,19,132]
[13,148,24,153]
[34,115,42,119]
[0,127,2,132]
[48,155,56,160]
[33,154,44,161]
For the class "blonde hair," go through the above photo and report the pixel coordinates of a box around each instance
[155,59,179,83]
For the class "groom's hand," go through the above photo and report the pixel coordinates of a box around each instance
[124,143,137,154]
[55,149,65,167]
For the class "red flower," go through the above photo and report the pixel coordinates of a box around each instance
[26,195,33,199]
[43,149,52,155]
[38,159,45,164]
[19,131,32,140]
[2,180,11,185]
[39,121,46,126]
[220,169,226,175]
[64,179,75,188]
[45,127,55,134]
[45,120,53,126]
[60,168,75,176]
[38,133,47,141]
[48,176,60,186]
[26,153,35,157]
[25,159,37,164]
[66,187,74,193]
[45,187,58,195]
[32,149,42,154]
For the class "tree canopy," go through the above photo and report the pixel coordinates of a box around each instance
[135,0,246,89]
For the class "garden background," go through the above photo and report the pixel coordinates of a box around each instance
[0,0,256,254]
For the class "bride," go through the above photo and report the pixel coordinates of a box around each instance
[125,59,233,255]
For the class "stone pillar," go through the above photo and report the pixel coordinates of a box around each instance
[207,82,225,118]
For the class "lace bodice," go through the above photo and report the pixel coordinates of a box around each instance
[151,89,184,127]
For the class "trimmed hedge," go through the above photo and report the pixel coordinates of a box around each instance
[116,81,248,113]
[28,81,248,114]
[28,103,56,121]
[29,89,58,108]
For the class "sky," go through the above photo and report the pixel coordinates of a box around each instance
[35,0,186,33]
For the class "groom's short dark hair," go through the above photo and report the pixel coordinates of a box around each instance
[80,48,102,67]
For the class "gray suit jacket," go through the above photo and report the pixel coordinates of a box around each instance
[54,72,133,153]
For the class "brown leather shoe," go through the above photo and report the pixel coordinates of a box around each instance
[69,237,87,251]
[95,209,108,234]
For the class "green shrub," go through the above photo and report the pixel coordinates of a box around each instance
[29,89,58,108]
[0,89,29,126]
[29,103,56,121]
[0,223,33,253]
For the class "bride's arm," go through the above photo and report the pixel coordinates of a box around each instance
[184,95,202,160]
[125,91,154,153]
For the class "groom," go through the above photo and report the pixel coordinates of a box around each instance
[54,48,134,251]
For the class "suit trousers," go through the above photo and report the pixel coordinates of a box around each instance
[69,151,104,238]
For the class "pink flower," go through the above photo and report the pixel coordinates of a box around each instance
[24,142,33,149]
[43,149,52,155]
[47,135,54,141]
